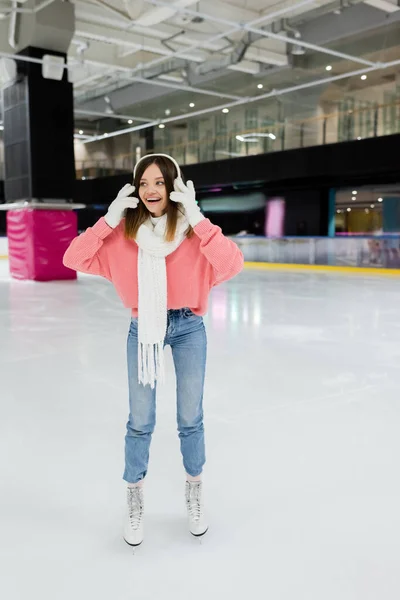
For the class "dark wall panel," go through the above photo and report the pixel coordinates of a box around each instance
[2,46,75,203]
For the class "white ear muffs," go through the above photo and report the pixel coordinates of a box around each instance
[133,153,182,179]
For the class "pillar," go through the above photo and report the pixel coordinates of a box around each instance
[327,188,336,237]
[382,197,400,233]
[1,0,79,281]
[3,45,75,203]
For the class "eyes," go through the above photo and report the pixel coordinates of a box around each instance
[139,180,165,187]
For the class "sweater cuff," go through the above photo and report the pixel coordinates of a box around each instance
[91,217,115,240]
[193,218,215,237]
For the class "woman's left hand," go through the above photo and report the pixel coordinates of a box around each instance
[170,178,205,227]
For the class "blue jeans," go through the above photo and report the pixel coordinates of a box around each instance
[123,308,207,484]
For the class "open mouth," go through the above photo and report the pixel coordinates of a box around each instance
[147,198,161,204]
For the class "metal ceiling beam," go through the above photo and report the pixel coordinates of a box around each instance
[87,0,132,24]
[74,21,206,62]
[73,58,246,103]
[74,109,152,122]
[295,3,400,46]
[74,76,176,111]
[364,0,400,12]
[132,0,312,76]
[124,74,244,100]
[139,0,378,70]
[82,58,400,143]
[0,0,57,17]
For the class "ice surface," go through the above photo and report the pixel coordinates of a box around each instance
[1,258,400,600]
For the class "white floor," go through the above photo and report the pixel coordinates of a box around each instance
[1,259,400,600]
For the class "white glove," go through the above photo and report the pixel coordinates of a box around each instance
[104,184,139,229]
[170,178,205,227]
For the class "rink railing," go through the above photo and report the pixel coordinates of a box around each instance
[231,236,400,270]
[1,235,400,271]
[73,98,400,179]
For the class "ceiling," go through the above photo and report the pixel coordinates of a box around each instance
[336,184,400,211]
[0,0,400,141]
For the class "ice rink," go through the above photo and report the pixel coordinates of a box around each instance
[1,259,400,600]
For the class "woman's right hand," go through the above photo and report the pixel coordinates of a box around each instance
[104,184,139,229]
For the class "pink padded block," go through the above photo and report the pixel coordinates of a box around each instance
[7,209,78,281]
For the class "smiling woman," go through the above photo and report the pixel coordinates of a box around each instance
[62,152,244,548]
[125,154,194,242]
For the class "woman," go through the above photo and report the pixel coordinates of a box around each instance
[63,153,244,546]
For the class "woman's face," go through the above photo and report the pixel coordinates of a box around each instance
[138,163,169,217]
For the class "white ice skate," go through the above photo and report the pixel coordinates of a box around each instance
[185,481,208,537]
[123,486,144,546]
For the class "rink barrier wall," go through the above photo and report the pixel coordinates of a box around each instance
[232,235,400,271]
[2,235,400,275]
[244,262,400,276]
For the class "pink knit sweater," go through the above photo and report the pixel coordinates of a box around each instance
[63,217,244,316]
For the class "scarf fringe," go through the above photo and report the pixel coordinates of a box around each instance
[138,341,165,389]
[136,213,188,388]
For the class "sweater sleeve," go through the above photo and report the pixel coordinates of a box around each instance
[193,218,244,286]
[63,217,115,279]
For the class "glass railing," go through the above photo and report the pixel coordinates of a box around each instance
[74,99,400,180]
[233,235,400,270]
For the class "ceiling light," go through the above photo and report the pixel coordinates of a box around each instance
[378,197,383,202]
[292,45,305,55]
[352,196,356,201]
[357,137,362,140]
[0,125,4,131]
[361,75,367,80]
[159,123,165,129]
[222,108,229,114]
[326,65,332,71]
[352,190,357,195]
[82,176,86,180]
[78,129,83,134]
[165,109,171,116]
[103,133,108,137]
[347,208,351,212]
[104,95,111,104]
[189,102,195,108]
[337,209,341,214]
[365,208,369,214]
[128,119,133,124]
[257,83,263,89]
[236,132,276,142]
[370,204,375,209]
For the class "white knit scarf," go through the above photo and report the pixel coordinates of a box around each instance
[135,211,189,388]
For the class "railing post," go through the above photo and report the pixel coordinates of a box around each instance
[323,117,327,144]
[373,104,379,137]
[300,122,304,148]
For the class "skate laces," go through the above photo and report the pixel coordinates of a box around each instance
[127,487,143,530]
[186,482,202,522]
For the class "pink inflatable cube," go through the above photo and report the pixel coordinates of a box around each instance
[7,209,78,281]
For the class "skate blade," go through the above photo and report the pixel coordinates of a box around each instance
[124,537,143,553]
[190,526,209,543]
